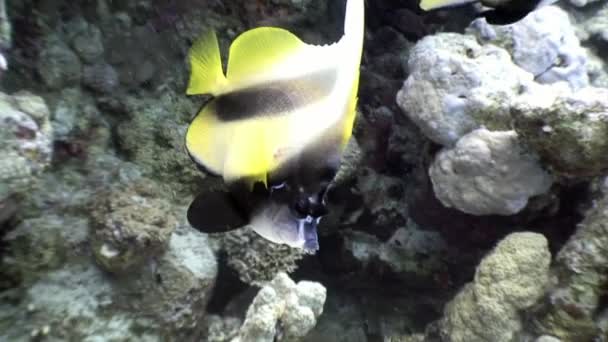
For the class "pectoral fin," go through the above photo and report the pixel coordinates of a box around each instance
[187,191,249,233]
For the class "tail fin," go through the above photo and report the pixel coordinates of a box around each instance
[187,30,228,96]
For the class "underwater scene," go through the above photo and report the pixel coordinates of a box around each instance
[1,0,608,341]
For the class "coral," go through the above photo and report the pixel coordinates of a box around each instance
[112,229,218,334]
[64,17,105,64]
[512,84,608,177]
[222,227,306,286]
[116,92,207,194]
[468,6,589,89]
[0,91,52,202]
[429,128,554,216]
[356,167,409,226]
[436,232,551,342]
[83,62,120,94]
[232,272,326,342]
[0,263,160,342]
[0,228,217,341]
[527,192,608,340]
[48,87,102,141]
[342,220,447,283]
[37,34,82,89]
[396,33,530,146]
[2,215,89,284]
[206,315,241,342]
[0,0,10,70]
[568,0,602,7]
[90,180,177,273]
[535,336,562,342]
[332,136,363,187]
[579,2,608,42]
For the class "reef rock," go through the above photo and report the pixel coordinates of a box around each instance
[468,6,589,89]
[512,84,608,177]
[83,62,120,94]
[437,232,551,342]
[577,1,608,43]
[232,272,326,342]
[116,92,204,194]
[0,91,52,204]
[342,221,446,284]
[49,87,102,141]
[64,17,105,64]
[0,227,217,341]
[112,229,218,335]
[396,33,531,146]
[528,191,608,340]
[90,180,178,273]
[37,34,82,89]
[429,128,553,216]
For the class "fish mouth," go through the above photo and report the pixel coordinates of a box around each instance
[249,202,321,252]
[297,216,320,253]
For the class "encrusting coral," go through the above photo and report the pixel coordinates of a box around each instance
[0,91,53,205]
[528,189,608,340]
[429,129,553,216]
[435,232,551,342]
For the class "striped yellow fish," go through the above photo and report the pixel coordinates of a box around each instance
[185,0,365,252]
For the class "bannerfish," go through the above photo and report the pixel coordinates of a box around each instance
[184,0,365,253]
[419,0,558,25]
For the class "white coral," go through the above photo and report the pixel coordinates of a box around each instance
[232,273,327,342]
[429,129,553,216]
[396,33,531,146]
[468,6,589,89]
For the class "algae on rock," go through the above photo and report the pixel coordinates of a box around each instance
[435,232,551,342]
[222,227,306,286]
[512,84,608,177]
[528,190,608,340]
[90,180,178,273]
[0,91,52,203]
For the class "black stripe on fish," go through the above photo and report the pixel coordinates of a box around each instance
[212,69,338,122]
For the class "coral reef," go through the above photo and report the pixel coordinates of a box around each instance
[2,0,608,340]
[429,129,553,216]
[0,91,52,204]
[232,272,326,342]
[512,83,608,178]
[468,6,589,89]
[435,232,551,342]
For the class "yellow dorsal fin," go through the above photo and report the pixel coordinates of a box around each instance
[226,27,307,85]
[187,30,228,96]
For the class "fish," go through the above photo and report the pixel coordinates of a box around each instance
[184,0,365,253]
[419,0,558,25]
